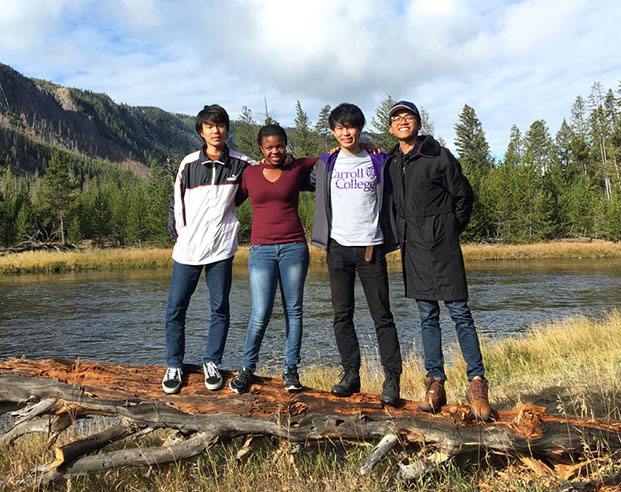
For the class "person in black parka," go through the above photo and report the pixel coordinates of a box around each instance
[386,100,492,421]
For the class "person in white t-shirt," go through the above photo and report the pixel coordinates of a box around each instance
[308,103,402,406]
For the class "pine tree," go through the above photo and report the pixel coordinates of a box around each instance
[236,199,253,244]
[126,184,150,246]
[36,150,78,244]
[453,105,493,240]
[484,160,517,240]
[315,104,334,152]
[371,94,397,150]
[291,101,319,157]
[570,96,589,135]
[232,106,261,160]
[565,175,601,237]
[555,120,573,174]
[298,192,315,239]
[587,83,618,199]
[66,215,83,245]
[14,199,36,244]
[89,187,112,247]
[523,120,552,173]
[145,164,173,245]
[454,105,493,171]
[419,107,436,138]
[504,125,523,167]
[107,183,128,246]
[603,191,621,240]
[0,190,9,247]
[262,95,279,126]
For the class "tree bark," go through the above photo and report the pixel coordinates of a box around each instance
[1,358,620,484]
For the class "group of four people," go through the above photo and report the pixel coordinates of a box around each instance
[160,101,492,421]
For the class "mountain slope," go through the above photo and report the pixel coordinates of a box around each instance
[0,63,201,176]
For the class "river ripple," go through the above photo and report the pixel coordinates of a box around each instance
[1,258,619,371]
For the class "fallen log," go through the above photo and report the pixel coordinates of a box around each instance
[1,358,620,485]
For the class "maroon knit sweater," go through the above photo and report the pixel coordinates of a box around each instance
[236,158,317,245]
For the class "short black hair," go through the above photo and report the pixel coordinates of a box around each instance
[195,104,230,134]
[329,103,365,130]
[257,124,288,147]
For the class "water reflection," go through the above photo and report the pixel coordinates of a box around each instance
[1,258,620,371]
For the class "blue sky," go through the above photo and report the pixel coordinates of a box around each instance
[1,0,620,158]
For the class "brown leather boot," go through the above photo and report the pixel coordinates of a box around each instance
[466,376,492,421]
[417,377,447,413]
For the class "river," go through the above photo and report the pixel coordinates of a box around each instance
[1,258,620,371]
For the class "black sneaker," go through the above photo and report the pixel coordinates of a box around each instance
[229,367,253,394]
[162,367,182,394]
[380,370,401,406]
[203,362,223,390]
[331,369,360,397]
[283,367,303,392]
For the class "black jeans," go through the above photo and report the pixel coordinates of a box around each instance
[326,239,402,374]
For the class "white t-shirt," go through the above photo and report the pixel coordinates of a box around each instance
[329,150,384,246]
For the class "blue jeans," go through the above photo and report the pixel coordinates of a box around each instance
[164,258,233,368]
[241,242,309,372]
[416,299,484,381]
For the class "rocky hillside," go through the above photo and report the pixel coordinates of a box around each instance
[0,63,201,177]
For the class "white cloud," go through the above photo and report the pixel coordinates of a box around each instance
[0,0,620,157]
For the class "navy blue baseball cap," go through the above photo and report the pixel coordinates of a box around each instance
[388,100,421,120]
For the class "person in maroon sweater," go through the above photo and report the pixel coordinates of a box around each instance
[229,124,317,394]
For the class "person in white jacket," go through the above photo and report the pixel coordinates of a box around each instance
[161,104,255,395]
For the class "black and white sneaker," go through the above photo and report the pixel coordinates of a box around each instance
[203,362,223,390]
[229,367,253,394]
[162,367,182,394]
[283,367,303,392]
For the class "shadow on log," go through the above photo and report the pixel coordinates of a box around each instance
[1,358,620,486]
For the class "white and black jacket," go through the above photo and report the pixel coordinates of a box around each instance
[169,145,255,265]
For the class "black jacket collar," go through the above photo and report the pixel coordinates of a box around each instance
[389,135,441,160]
[200,144,230,165]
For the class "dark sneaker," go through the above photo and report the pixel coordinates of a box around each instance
[162,367,182,394]
[418,376,447,413]
[380,371,401,406]
[466,376,492,421]
[203,362,223,390]
[331,369,360,397]
[229,367,253,394]
[283,367,303,392]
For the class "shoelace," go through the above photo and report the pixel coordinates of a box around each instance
[338,370,357,384]
[471,378,488,399]
[166,368,180,380]
[238,369,252,384]
[205,363,219,378]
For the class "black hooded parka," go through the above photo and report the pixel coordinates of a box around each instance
[387,135,474,301]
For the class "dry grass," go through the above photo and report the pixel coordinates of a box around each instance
[0,247,173,273]
[463,310,621,420]
[304,311,621,420]
[2,240,619,274]
[1,313,620,491]
[461,240,621,261]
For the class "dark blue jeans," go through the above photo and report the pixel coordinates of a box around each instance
[241,242,309,372]
[326,240,402,375]
[416,299,484,381]
[164,258,233,368]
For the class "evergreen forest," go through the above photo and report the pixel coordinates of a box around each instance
[1,78,620,249]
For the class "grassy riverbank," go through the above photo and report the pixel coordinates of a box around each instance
[2,312,620,491]
[1,240,621,274]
